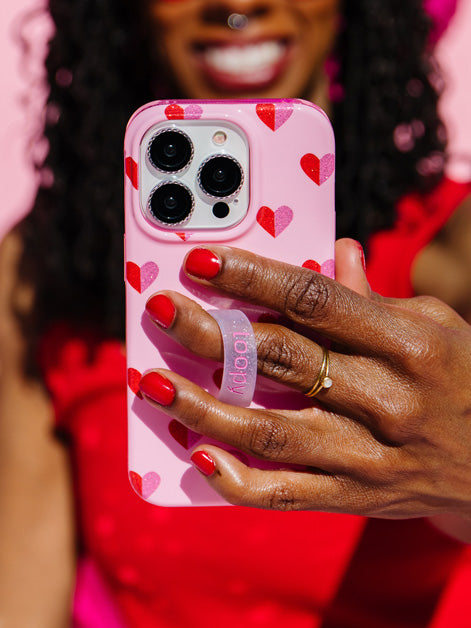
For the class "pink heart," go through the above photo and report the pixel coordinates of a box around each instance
[301,153,335,186]
[185,104,204,120]
[126,261,159,293]
[321,259,335,279]
[256,101,293,131]
[141,472,161,499]
[256,206,293,238]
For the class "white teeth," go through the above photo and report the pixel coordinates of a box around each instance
[204,41,285,75]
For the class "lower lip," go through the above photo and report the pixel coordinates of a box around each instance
[195,43,293,92]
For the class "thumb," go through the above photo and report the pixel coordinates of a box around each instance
[335,238,371,297]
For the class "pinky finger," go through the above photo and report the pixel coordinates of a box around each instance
[190,445,357,513]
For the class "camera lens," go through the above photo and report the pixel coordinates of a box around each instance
[148,182,194,225]
[148,129,193,172]
[199,155,243,198]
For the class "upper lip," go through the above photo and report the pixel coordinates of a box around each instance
[192,34,294,52]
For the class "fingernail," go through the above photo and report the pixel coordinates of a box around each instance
[191,450,216,477]
[356,241,366,272]
[146,294,176,329]
[139,372,175,406]
[184,248,221,280]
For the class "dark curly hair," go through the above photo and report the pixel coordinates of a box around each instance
[17,0,446,365]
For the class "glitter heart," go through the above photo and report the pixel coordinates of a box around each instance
[168,419,201,450]
[300,153,335,186]
[256,206,293,238]
[125,156,138,189]
[126,261,159,293]
[129,471,161,499]
[302,260,321,272]
[321,259,335,279]
[165,104,203,120]
[127,368,143,399]
[256,101,293,131]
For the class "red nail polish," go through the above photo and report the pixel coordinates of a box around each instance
[191,450,216,476]
[146,294,176,329]
[139,372,175,406]
[356,241,366,271]
[185,248,221,280]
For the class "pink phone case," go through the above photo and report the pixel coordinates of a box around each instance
[124,99,335,506]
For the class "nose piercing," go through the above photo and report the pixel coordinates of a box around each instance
[227,13,249,30]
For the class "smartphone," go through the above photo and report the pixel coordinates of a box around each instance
[124,99,335,506]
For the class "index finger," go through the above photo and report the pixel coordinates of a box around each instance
[183,246,412,353]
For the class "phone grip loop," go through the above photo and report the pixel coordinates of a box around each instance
[209,310,257,407]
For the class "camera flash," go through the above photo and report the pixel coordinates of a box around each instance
[212,131,227,146]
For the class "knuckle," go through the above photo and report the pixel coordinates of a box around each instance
[245,415,289,460]
[283,271,332,322]
[181,396,212,433]
[257,327,297,382]
[380,390,428,442]
[397,322,446,372]
[413,295,455,323]
[265,481,300,511]
[228,257,260,299]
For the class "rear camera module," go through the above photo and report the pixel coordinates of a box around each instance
[198,155,243,198]
[148,182,194,226]
[148,129,193,173]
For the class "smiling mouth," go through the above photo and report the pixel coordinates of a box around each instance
[194,39,292,91]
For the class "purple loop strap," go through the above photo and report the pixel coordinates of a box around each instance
[209,310,257,407]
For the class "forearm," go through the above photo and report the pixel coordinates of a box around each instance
[0,375,76,628]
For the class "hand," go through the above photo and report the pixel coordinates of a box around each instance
[139,239,471,518]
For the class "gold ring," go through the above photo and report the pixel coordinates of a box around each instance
[305,347,333,398]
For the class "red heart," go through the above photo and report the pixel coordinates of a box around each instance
[256,102,293,131]
[302,260,321,272]
[126,262,141,292]
[129,471,160,499]
[301,154,320,185]
[125,156,138,190]
[168,419,201,450]
[128,368,143,399]
[165,104,185,120]
[256,206,293,238]
[126,261,159,293]
[129,471,142,496]
[256,103,276,131]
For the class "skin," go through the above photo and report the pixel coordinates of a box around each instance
[1,0,471,624]
[138,0,471,533]
[0,233,75,628]
[144,0,339,105]
[142,242,471,523]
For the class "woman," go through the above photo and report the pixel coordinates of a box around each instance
[1,0,471,626]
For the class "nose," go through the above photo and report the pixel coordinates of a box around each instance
[200,1,273,26]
